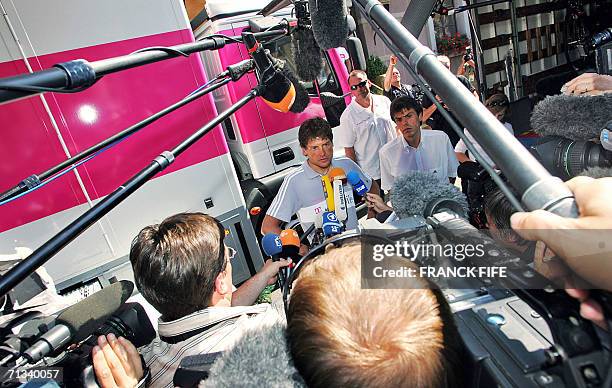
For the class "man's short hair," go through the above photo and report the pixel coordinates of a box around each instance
[390,96,423,119]
[298,117,333,148]
[287,243,463,388]
[130,212,226,321]
[347,69,368,83]
[484,188,525,245]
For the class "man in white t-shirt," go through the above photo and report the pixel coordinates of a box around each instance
[336,70,396,190]
[379,96,459,193]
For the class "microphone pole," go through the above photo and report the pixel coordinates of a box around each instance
[0,59,255,203]
[352,0,578,218]
[0,88,259,298]
[0,29,286,105]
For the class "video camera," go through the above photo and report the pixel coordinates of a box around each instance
[0,281,155,387]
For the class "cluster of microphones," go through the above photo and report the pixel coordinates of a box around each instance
[260,167,370,284]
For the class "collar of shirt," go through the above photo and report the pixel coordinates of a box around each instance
[400,131,425,151]
[157,304,269,338]
[302,159,335,180]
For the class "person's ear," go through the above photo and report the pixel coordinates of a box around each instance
[301,147,308,157]
[214,270,231,296]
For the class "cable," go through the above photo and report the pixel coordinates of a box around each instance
[0,77,101,94]
[203,34,242,43]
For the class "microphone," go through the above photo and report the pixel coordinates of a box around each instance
[309,0,349,50]
[390,172,469,219]
[261,233,283,259]
[530,94,612,140]
[322,211,343,237]
[346,171,369,198]
[600,121,612,151]
[242,32,296,113]
[291,28,324,82]
[270,56,311,113]
[279,229,301,261]
[329,167,348,221]
[22,280,134,364]
[321,175,335,211]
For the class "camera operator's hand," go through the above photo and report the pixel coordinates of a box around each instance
[365,193,393,213]
[510,176,612,291]
[92,334,144,388]
[561,72,612,95]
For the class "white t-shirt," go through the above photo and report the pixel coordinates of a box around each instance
[336,95,396,179]
[454,122,514,167]
[379,129,459,191]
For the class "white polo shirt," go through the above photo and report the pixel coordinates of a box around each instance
[454,122,514,167]
[266,157,372,232]
[336,95,396,179]
[379,129,459,191]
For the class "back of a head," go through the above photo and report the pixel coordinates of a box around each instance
[287,243,463,388]
[130,212,225,321]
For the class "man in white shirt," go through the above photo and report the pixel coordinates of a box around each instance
[336,70,396,189]
[379,96,459,193]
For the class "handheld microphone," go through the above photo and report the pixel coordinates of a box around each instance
[242,32,296,113]
[530,94,612,140]
[308,0,349,50]
[261,234,283,259]
[291,28,324,82]
[321,175,335,211]
[22,280,134,364]
[330,168,348,221]
[390,172,469,219]
[279,229,301,261]
[346,171,369,198]
[322,211,343,237]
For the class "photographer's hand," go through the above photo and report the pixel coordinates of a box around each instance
[561,72,612,95]
[510,176,612,291]
[92,334,144,388]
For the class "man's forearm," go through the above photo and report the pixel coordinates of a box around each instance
[231,270,270,306]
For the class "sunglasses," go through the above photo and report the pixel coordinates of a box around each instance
[350,80,368,90]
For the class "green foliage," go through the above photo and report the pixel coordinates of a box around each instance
[366,54,386,81]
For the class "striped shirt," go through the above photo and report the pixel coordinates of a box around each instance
[140,304,278,388]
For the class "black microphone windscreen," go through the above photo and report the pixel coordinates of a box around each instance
[200,322,304,387]
[530,94,612,140]
[291,28,323,82]
[390,172,468,219]
[309,0,349,50]
[401,0,438,37]
[57,280,133,342]
[271,57,310,113]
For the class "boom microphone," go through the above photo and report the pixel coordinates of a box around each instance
[243,32,296,112]
[390,172,468,219]
[530,94,612,140]
[309,0,349,50]
[23,280,134,363]
[291,28,324,82]
[346,171,369,197]
[270,56,311,113]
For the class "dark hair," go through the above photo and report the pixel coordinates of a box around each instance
[390,96,423,120]
[484,188,525,245]
[298,117,333,148]
[129,212,226,321]
[485,92,510,122]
